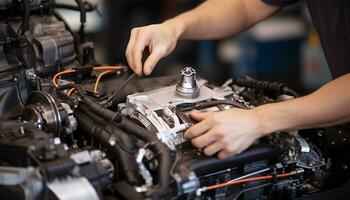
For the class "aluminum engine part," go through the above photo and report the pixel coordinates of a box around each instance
[123,68,234,150]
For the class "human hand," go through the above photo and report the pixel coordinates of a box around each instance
[125,21,180,76]
[184,109,266,159]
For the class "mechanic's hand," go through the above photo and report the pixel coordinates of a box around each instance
[184,109,265,159]
[125,22,179,76]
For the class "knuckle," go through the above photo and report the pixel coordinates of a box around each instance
[131,27,139,34]
[155,45,167,54]
[226,147,237,155]
[222,138,230,146]
[214,128,225,138]
[131,47,138,55]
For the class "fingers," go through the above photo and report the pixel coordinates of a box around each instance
[131,32,150,76]
[185,119,211,139]
[143,48,163,75]
[218,150,232,159]
[125,27,152,76]
[203,141,224,156]
[126,28,138,74]
[191,128,217,149]
[189,111,210,122]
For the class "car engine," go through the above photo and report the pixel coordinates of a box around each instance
[1,1,350,200]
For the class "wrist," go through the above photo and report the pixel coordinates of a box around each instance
[253,104,276,137]
[163,17,186,41]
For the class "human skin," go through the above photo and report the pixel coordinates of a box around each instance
[125,0,350,159]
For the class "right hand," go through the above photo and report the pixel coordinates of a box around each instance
[125,22,180,76]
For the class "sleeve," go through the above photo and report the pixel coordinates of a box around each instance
[261,0,299,7]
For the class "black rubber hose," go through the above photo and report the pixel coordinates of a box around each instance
[232,77,298,97]
[107,73,136,105]
[21,0,30,35]
[113,116,173,197]
[55,83,122,123]
[74,0,86,43]
[179,99,247,111]
[187,144,280,176]
[56,83,173,197]
[75,112,143,185]
[78,104,136,153]
[55,2,96,12]
[74,0,86,24]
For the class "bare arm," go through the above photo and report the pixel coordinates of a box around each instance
[185,73,350,159]
[258,73,350,132]
[173,0,279,40]
[125,0,279,76]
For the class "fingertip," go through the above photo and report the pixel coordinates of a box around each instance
[143,68,152,76]
[189,111,206,121]
[218,152,226,160]
[135,70,143,76]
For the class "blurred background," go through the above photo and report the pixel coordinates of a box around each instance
[56,0,332,93]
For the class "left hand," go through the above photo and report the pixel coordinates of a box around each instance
[184,108,266,159]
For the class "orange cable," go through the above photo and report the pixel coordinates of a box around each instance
[94,70,113,93]
[67,88,75,96]
[205,172,293,191]
[51,66,127,88]
[51,69,76,87]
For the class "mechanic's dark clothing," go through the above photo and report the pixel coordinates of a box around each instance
[262,0,350,78]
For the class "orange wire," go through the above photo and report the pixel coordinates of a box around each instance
[51,69,76,87]
[93,66,126,71]
[94,70,113,93]
[205,172,293,191]
[67,88,75,96]
[51,66,127,88]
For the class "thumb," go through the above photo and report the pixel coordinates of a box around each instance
[189,111,210,122]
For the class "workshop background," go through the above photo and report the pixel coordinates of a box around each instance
[56,0,332,93]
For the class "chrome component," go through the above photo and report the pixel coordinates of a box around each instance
[25,69,37,80]
[228,167,270,183]
[292,168,305,175]
[22,91,62,135]
[136,148,153,190]
[21,92,77,136]
[175,67,200,99]
[295,137,310,153]
[60,103,78,135]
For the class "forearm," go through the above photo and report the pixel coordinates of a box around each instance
[165,0,279,40]
[256,73,350,134]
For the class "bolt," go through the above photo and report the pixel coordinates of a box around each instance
[109,137,117,146]
[342,164,348,170]
[20,126,25,135]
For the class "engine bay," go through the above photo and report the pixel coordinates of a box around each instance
[1,1,350,200]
